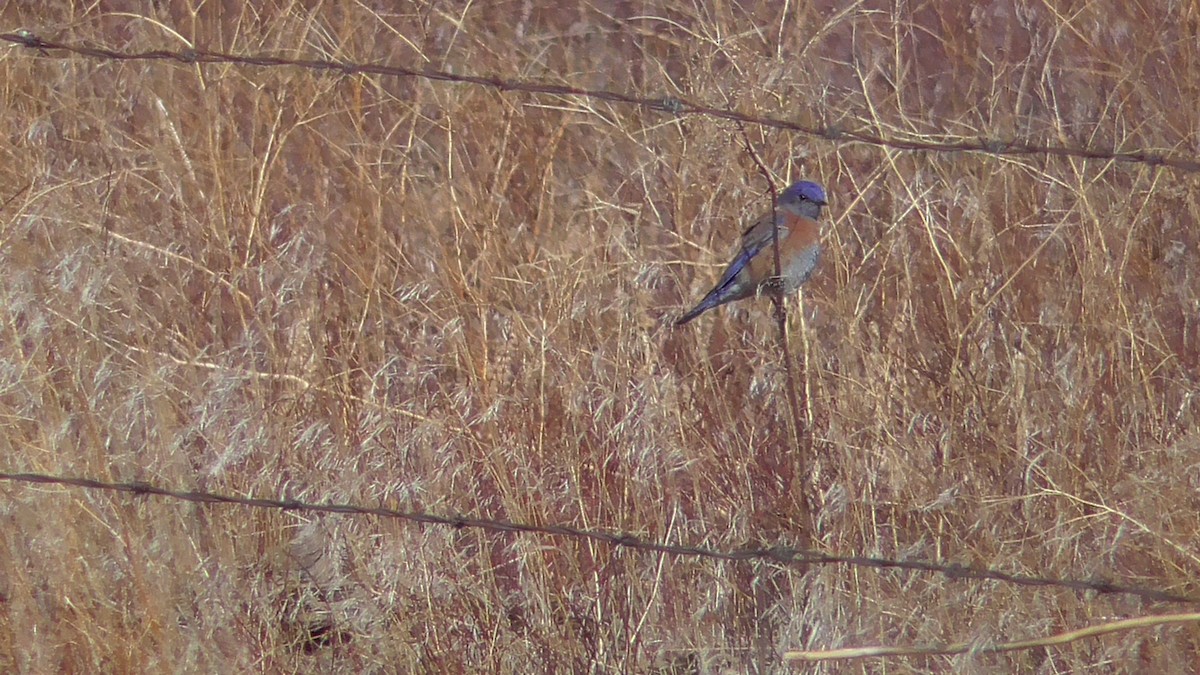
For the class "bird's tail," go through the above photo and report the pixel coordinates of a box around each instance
[674,292,722,326]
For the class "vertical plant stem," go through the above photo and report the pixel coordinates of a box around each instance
[736,123,814,532]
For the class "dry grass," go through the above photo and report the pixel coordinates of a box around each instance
[2,0,1199,671]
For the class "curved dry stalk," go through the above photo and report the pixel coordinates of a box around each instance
[785,612,1200,662]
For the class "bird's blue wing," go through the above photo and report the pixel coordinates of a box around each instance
[710,215,777,290]
[710,247,755,293]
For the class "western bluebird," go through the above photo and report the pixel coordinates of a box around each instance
[675,180,827,326]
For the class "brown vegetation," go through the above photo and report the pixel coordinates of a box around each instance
[2,1,1199,671]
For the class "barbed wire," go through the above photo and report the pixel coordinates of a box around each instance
[2,470,1196,605]
[3,31,1199,175]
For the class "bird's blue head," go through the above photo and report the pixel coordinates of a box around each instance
[780,180,828,206]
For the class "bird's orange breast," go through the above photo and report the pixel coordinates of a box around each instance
[745,212,821,286]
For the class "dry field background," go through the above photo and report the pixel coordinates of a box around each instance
[3,0,1200,672]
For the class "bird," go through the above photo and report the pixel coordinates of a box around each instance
[675,180,827,326]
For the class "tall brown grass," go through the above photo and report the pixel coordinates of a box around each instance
[2,1,1199,671]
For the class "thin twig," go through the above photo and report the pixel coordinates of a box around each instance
[736,122,812,527]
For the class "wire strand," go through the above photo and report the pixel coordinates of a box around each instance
[3,470,1196,605]
[3,32,1197,174]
